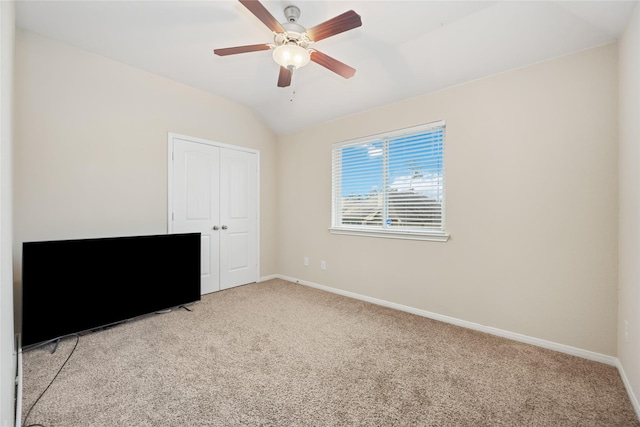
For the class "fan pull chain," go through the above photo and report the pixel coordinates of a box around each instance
[289,67,297,102]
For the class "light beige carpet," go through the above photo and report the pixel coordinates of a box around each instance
[22,279,639,426]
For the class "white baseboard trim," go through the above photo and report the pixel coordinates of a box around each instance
[276,274,618,366]
[617,359,640,420]
[258,274,279,283]
[15,335,22,427]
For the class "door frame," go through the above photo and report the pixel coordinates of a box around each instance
[167,132,260,286]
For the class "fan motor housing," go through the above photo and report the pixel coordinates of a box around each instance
[274,29,310,49]
[281,5,306,36]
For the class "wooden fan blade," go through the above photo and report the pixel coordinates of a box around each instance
[306,10,362,42]
[239,0,285,33]
[214,44,271,56]
[277,66,292,87]
[310,51,356,79]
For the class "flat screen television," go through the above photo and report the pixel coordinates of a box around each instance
[21,232,201,349]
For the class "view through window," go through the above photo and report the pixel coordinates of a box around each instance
[331,121,446,240]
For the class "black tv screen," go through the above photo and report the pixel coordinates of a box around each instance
[22,233,201,348]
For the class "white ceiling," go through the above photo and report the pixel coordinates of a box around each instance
[15,1,636,135]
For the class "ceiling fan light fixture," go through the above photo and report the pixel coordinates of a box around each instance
[272,44,310,69]
[216,1,362,88]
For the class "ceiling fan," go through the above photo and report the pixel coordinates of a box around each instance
[214,0,362,88]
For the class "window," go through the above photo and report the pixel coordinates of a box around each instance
[331,121,448,241]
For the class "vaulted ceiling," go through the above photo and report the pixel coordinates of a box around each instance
[15,1,635,135]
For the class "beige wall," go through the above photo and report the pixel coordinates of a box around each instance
[13,30,279,324]
[278,43,619,356]
[618,1,640,411]
[0,2,15,425]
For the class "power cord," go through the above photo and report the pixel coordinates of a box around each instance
[21,303,193,425]
[22,335,80,427]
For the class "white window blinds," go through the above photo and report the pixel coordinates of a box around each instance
[331,121,447,241]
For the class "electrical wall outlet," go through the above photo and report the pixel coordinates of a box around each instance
[320,260,327,270]
[304,257,309,267]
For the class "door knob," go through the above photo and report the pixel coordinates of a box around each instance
[212,226,219,231]
[221,225,228,230]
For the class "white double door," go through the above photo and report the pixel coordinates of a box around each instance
[170,136,258,294]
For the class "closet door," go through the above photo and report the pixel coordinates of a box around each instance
[170,135,259,294]
[171,139,220,294]
[219,148,258,290]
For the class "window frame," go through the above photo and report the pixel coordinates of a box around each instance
[330,120,449,242]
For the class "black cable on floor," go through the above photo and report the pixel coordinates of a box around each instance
[23,334,80,427]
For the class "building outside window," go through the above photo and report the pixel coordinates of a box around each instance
[331,120,448,242]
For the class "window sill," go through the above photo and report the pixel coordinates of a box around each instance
[329,227,450,242]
